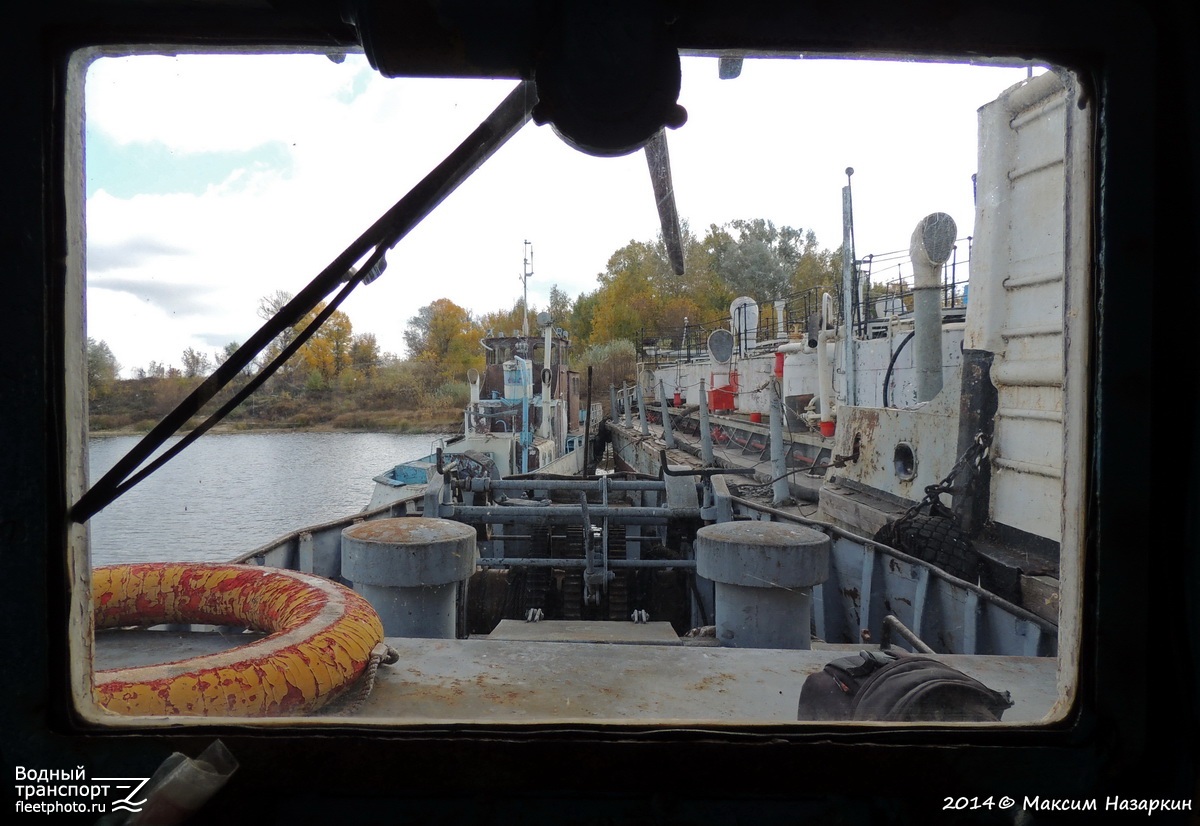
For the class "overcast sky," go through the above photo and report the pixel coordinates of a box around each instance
[84,53,1041,376]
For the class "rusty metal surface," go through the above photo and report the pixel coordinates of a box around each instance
[354,637,1058,724]
[829,394,961,504]
[342,516,477,586]
[343,517,475,545]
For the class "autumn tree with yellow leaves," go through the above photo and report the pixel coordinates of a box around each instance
[575,219,838,353]
[404,298,484,386]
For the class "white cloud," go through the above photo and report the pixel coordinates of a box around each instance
[84,52,1039,375]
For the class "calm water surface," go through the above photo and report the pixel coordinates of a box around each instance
[87,431,439,566]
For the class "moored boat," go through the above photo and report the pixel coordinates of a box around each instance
[369,307,602,510]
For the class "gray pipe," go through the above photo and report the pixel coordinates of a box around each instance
[841,181,857,405]
[910,212,957,402]
[478,557,695,569]
[467,478,667,493]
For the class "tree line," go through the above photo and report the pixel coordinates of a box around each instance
[401,217,841,382]
[88,217,841,432]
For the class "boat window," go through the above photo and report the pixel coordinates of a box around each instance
[71,50,1087,728]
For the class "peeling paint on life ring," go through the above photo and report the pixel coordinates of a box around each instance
[93,563,384,716]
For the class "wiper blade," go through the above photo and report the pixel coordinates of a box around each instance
[72,81,537,524]
[644,129,685,275]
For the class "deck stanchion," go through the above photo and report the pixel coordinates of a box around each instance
[659,378,676,449]
[583,366,594,477]
[771,383,789,505]
[699,379,714,465]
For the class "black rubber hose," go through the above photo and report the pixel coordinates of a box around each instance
[882,331,916,409]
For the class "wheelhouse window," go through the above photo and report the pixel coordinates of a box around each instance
[69,50,1088,727]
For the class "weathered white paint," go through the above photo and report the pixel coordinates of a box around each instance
[829,375,963,507]
[972,71,1070,545]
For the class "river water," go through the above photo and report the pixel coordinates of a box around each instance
[87,431,439,566]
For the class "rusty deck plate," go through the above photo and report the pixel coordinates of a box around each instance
[96,632,1060,725]
[356,637,1059,724]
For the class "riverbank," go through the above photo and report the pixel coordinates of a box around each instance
[89,407,462,437]
[87,369,471,438]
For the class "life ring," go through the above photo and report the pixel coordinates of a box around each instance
[93,562,384,716]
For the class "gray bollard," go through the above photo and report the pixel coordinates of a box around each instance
[695,521,830,649]
[342,517,478,639]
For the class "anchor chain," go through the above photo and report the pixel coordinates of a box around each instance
[869,431,992,583]
[880,431,992,543]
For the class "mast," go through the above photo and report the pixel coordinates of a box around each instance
[841,167,858,406]
[521,240,533,340]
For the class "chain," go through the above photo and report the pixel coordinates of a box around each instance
[888,431,992,536]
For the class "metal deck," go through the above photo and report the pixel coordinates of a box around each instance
[94,626,1058,723]
[356,634,1058,723]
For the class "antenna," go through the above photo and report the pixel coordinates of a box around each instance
[521,240,533,339]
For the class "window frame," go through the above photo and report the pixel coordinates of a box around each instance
[21,0,1191,812]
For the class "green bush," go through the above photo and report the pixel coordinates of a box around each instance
[433,380,470,409]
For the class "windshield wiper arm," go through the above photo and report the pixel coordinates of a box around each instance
[72,81,537,524]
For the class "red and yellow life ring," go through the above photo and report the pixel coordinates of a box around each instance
[93,563,384,716]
